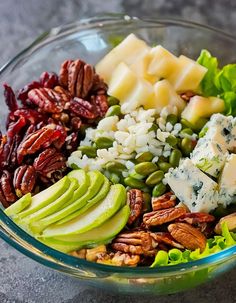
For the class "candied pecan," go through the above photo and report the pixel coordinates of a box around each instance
[0,170,17,207]
[3,83,18,111]
[97,252,140,267]
[39,71,58,89]
[70,117,82,131]
[17,81,42,104]
[168,222,207,252]
[90,94,108,117]
[67,59,94,98]
[151,192,176,211]
[127,189,143,225]
[151,232,184,249]
[28,87,70,114]
[177,212,215,225]
[53,86,72,107]
[13,165,36,197]
[85,245,107,262]
[59,60,73,88]
[143,207,187,227]
[70,97,98,119]
[33,148,66,183]
[112,230,158,256]
[8,134,22,169]
[17,125,57,164]
[180,91,195,102]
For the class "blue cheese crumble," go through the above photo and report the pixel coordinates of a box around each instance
[166,159,219,213]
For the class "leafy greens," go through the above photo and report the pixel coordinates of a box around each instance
[197,50,236,116]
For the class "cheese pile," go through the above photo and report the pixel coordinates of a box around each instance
[96,34,207,114]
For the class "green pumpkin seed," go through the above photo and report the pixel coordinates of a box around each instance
[145,170,164,186]
[149,123,158,132]
[107,96,119,106]
[169,149,182,167]
[105,105,121,117]
[180,118,194,130]
[199,127,208,138]
[78,146,97,158]
[95,137,114,149]
[180,128,193,136]
[134,162,158,176]
[152,183,167,197]
[180,137,195,156]
[166,114,178,125]
[105,161,126,174]
[135,151,154,163]
[124,177,146,189]
[194,118,208,132]
[129,170,145,180]
[166,135,178,147]
[159,162,172,173]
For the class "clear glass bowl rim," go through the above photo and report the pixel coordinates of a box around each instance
[1,13,236,276]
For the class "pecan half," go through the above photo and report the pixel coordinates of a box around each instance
[127,189,143,225]
[112,230,158,256]
[168,222,207,252]
[17,81,42,104]
[177,212,215,225]
[0,170,17,207]
[97,252,140,267]
[70,97,98,119]
[151,192,176,211]
[90,94,109,117]
[143,207,187,227]
[59,60,73,88]
[13,165,36,197]
[39,71,58,89]
[17,125,58,164]
[33,148,66,183]
[151,232,184,249]
[28,87,70,114]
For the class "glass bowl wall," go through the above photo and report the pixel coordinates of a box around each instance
[1,15,236,295]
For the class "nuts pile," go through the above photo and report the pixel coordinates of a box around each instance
[0,59,108,207]
[72,190,216,266]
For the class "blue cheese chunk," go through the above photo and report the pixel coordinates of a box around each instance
[218,154,236,206]
[166,158,218,213]
[198,113,236,151]
[190,141,228,177]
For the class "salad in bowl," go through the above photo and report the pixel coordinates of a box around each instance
[1,16,236,294]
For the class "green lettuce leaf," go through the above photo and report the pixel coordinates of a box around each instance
[220,91,236,116]
[197,49,219,96]
[215,64,236,92]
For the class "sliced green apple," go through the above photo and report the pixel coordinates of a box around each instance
[39,204,129,252]
[4,193,31,217]
[62,170,89,208]
[16,176,70,219]
[56,177,110,225]
[42,184,126,237]
[29,171,105,233]
[22,178,78,225]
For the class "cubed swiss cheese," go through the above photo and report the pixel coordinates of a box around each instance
[166,158,219,213]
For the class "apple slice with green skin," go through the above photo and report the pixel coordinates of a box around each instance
[42,184,126,237]
[56,177,110,225]
[62,170,89,208]
[38,204,130,253]
[16,176,70,219]
[22,178,78,225]
[4,193,32,217]
[29,171,106,233]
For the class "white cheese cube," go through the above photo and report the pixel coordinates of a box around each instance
[168,55,207,92]
[199,114,236,152]
[218,154,236,206]
[166,158,219,213]
[191,141,228,178]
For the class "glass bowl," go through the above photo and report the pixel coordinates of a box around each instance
[1,14,236,295]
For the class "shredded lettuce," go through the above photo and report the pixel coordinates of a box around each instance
[151,223,236,267]
[197,50,236,116]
